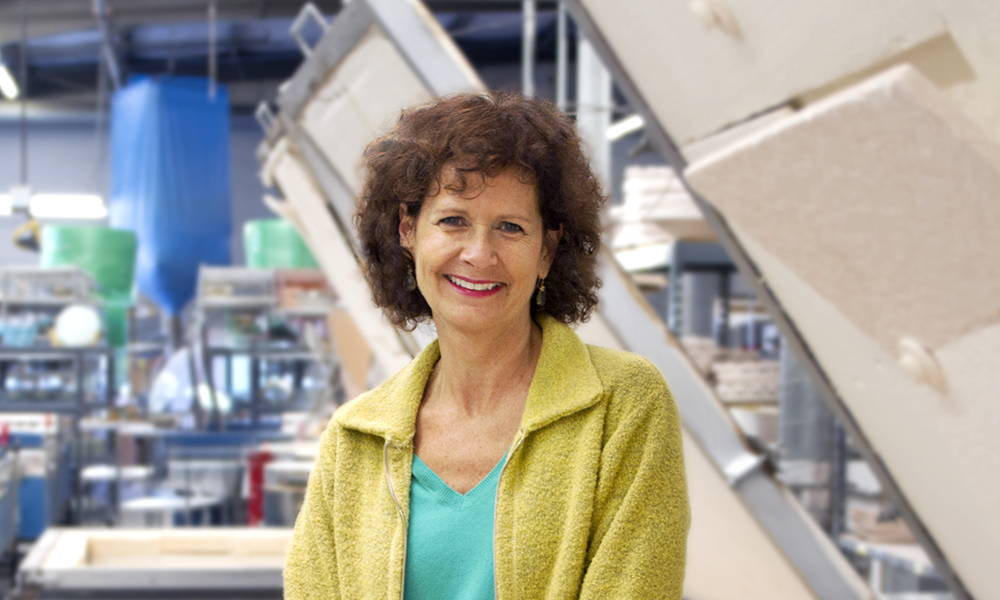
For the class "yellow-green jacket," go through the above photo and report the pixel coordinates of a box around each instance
[284,315,690,599]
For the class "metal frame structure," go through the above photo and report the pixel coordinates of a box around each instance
[562,1,968,598]
[258,1,870,597]
[270,0,484,249]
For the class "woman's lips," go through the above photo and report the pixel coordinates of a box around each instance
[444,274,505,297]
[448,274,500,285]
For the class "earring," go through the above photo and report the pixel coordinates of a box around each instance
[405,264,417,292]
[535,278,546,307]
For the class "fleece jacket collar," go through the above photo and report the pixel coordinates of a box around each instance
[335,314,605,444]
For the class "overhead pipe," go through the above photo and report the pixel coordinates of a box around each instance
[208,0,217,100]
[522,0,535,97]
[556,0,568,111]
[92,0,121,89]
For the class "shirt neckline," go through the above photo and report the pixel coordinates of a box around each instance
[412,453,506,504]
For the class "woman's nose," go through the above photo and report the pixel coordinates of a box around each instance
[459,226,497,265]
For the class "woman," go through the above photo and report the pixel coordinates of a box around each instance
[284,92,689,599]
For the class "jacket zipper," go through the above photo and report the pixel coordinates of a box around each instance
[383,438,408,600]
[493,430,525,600]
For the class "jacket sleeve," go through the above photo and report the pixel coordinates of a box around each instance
[283,424,340,599]
[578,361,690,599]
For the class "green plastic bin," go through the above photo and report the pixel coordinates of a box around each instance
[41,225,137,347]
[243,219,319,269]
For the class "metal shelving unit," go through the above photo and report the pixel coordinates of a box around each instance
[0,346,115,415]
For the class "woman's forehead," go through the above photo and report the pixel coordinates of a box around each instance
[437,161,535,187]
[425,169,541,216]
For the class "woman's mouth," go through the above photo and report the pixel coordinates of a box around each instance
[445,274,504,296]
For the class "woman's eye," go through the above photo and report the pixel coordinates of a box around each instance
[499,222,525,234]
[438,216,465,227]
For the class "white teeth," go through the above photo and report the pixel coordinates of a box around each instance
[446,275,501,291]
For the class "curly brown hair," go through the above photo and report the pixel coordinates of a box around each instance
[355,91,604,330]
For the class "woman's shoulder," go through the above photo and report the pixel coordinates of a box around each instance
[326,383,383,430]
[585,344,669,395]
[327,340,439,440]
[583,343,678,427]
[316,380,396,451]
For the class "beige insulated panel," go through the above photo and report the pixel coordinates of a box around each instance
[578,0,943,146]
[932,0,1000,139]
[297,27,437,193]
[685,65,1000,599]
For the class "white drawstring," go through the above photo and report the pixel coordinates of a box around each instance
[383,438,406,522]
[383,437,409,600]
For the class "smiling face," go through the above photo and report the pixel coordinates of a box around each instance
[399,168,559,337]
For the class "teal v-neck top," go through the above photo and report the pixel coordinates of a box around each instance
[403,454,506,600]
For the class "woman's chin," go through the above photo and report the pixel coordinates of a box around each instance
[431,305,529,336]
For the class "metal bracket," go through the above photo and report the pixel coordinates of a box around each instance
[254,101,276,136]
[724,452,766,488]
[290,3,330,58]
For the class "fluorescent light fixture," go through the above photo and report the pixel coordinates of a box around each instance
[607,114,645,141]
[10,184,30,210]
[0,185,29,216]
[0,63,19,100]
[29,193,108,220]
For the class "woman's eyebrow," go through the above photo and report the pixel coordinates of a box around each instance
[497,214,532,223]
[428,202,469,216]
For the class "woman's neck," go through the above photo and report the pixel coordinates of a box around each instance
[429,316,542,417]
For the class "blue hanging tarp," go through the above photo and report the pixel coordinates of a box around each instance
[109,75,232,315]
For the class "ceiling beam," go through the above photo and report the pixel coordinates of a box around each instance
[0,0,558,44]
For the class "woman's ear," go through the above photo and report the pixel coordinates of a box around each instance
[539,224,563,278]
[398,204,415,250]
